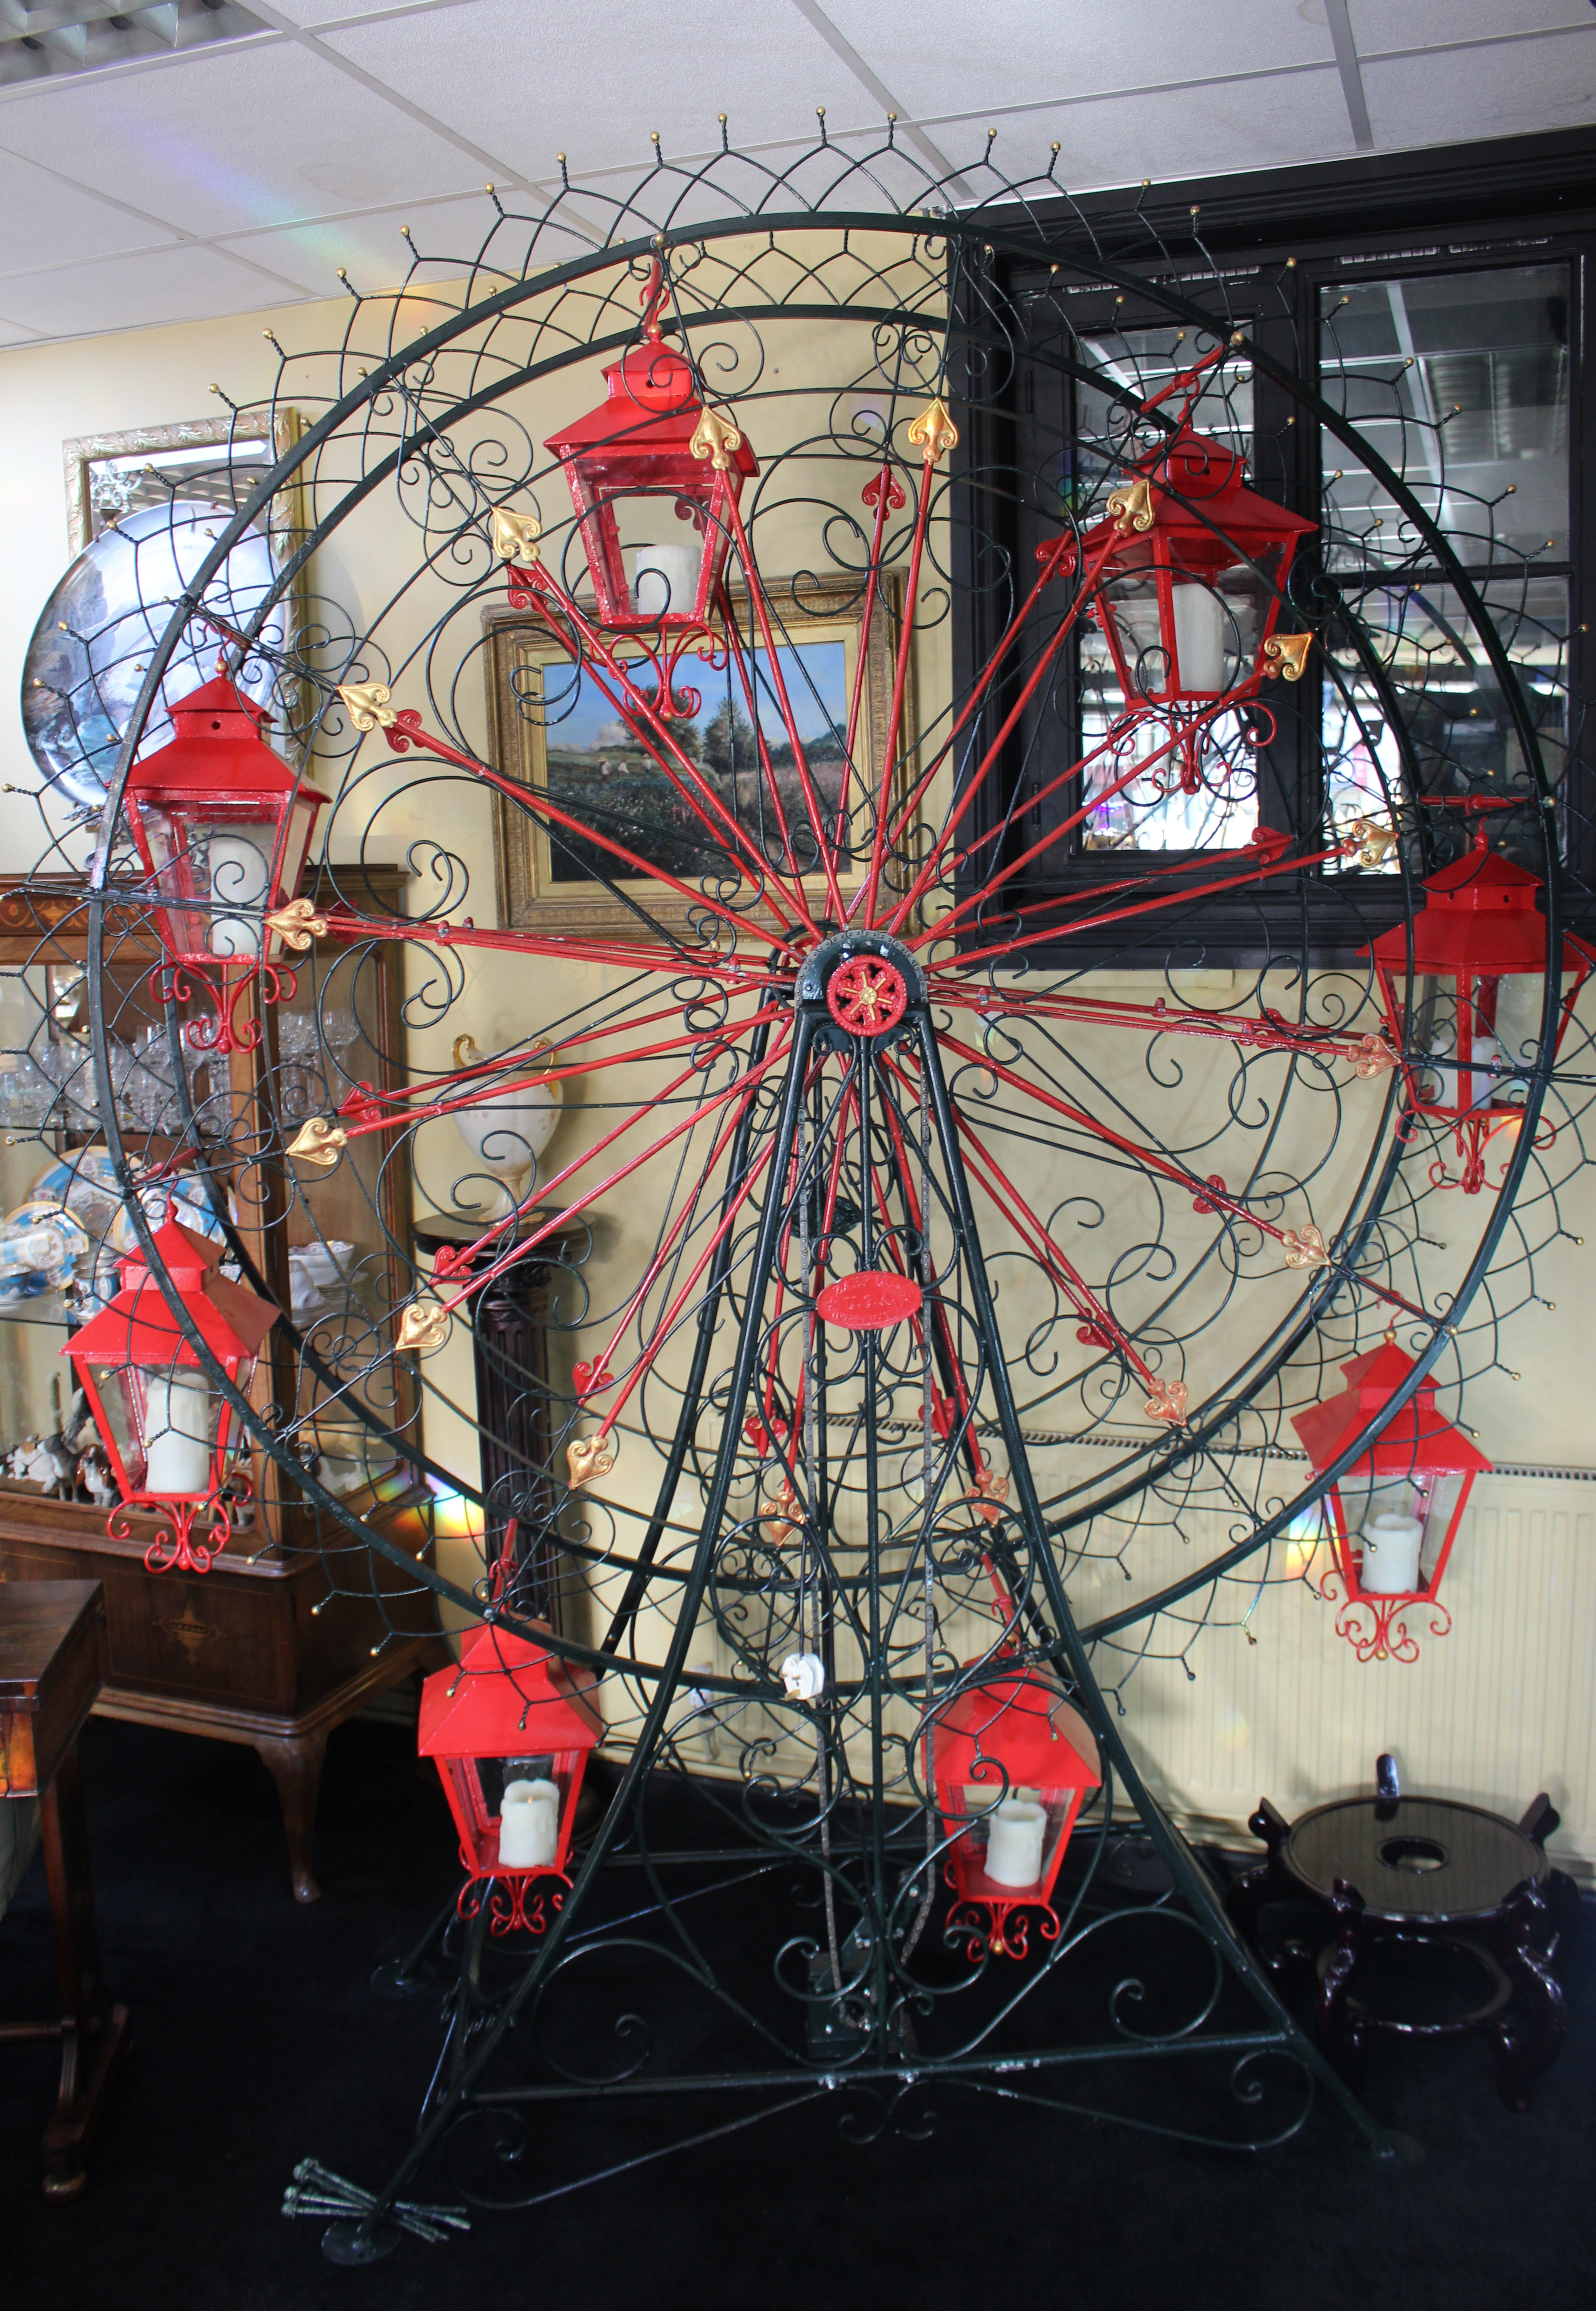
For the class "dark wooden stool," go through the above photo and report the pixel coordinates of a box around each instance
[1229,1756,1579,2111]
[0,1579,130,2197]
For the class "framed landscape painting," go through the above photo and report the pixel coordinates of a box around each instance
[485,579,906,939]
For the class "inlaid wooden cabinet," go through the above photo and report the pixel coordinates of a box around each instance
[0,870,446,1900]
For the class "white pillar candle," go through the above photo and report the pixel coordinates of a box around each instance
[497,1776,560,1869]
[207,824,276,959]
[631,542,701,620]
[142,1370,214,1495]
[1170,582,1227,694]
[1360,1513,1424,1596]
[984,1798,1047,1889]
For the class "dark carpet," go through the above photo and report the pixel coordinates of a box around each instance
[1,1712,1590,2311]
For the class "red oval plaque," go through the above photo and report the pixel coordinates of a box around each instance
[814,1270,922,1331]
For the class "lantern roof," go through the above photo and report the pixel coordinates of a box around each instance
[129,674,328,811]
[1071,421,1316,578]
[65,1214,277,1371]
[418,1620,604,1758]
[932,1665,1101,1791]
[1364,841,1579,977]
[1292,1339,1493,1479]
[545,334,758,472]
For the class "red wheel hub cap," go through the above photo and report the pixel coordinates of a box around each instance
[825,955,908,1038]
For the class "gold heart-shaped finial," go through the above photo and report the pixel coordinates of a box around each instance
[1264,632,1312,682]
[285,1114,347,1166]
[338,680,396,732]
[490,507,542,564]
[1281,1224,1331,1272]
[566,1434,616,1489]
[1106,477,1155,534]
[396,1301,450,1351]
[689,408,741,473]
[907,397,959,463]
[264,897,328,952]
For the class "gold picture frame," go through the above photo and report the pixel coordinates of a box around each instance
[485,578,910,940]
[63,409,304,557]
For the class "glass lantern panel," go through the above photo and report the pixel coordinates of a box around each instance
[1338,1469,1421,1542]
[490,1750,572,1869]
[594,489,715,622]
[957,1781,1072,1894]
[201,822,277,959]
[138,808,213,959]
[83,1365,147,1489]
[1418,1469,1467,1581]
[130,1362,218,1496]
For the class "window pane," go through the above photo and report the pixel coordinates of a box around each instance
[1076,326,1258,849]
[1324,575,1568,872]
[1320,265,1569,570]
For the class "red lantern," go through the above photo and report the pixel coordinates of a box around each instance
[63,1211,278,1575]
[419,1621,603,1936]
[1292,1334,1492,1663]
[544,266,758,633]
[123,674,328,968]
[1063,420,1316,714]
[928,1661,1100,1959]
[1364,811,1594,1194]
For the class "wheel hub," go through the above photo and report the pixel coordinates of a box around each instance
[797,931,923,1047]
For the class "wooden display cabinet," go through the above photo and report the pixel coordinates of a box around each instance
[0,871,447,1900]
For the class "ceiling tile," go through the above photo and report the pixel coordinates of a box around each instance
[895,67,1356,198]
[216,192,593,297]
[0,39,482,237]
[816,0,1335,122]
[0,242,299,337]
[323,0,871,181]
[1363,31,1596,146]
[1351,1,1595,50]
[0,310,43,346]
[262,1,404,18]
[0,149,181,275]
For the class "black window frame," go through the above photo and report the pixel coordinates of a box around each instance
[949,127,1596,968]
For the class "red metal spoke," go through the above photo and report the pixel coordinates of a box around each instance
[586,1070,785,1436]
[864,527,1100,920]
[929,978,1397,1079]
[714,587,810,898]
[414,1022,796,1323]
[367,707,803,947]
[314,902,763,980]
[926,838,1352,975]
[831,460,904,864]
[926,1026,1435,1329]
[901,686,1280,950]
[718,490,848,922]
[321,999,789,1149]
[879,531,1124,936]
[857,435,944,927]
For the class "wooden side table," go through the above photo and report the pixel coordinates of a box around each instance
[0,1579,130,2198]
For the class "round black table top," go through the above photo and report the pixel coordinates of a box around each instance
[1281,1796,1548,1925]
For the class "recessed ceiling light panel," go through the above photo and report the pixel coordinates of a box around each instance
[0,0,266,90]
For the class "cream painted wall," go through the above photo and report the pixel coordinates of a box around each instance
[4,283,1596,1869]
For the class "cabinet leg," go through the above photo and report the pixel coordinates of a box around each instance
[256,1732,327,1904]
[38,1746,130,2199]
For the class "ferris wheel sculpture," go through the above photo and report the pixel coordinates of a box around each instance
[58,140,1584,2251]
